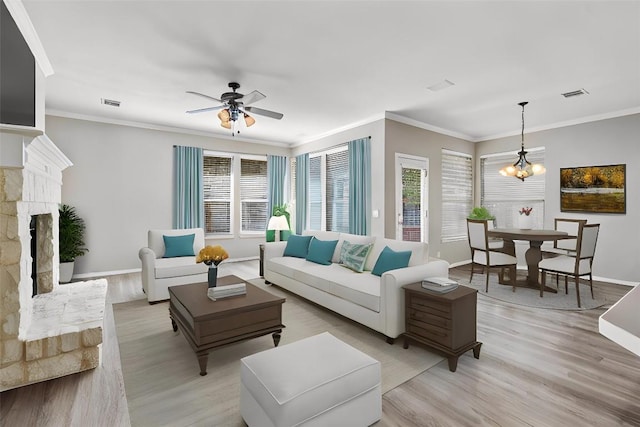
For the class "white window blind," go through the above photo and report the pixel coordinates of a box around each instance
[240,157,268,232]
[308,155,322,230]
[290,156,297,203]
[326,148,349,232]
[203,155,232,234]
[441,150,473,242]
[481,148,545,228]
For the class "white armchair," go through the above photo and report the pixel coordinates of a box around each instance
[139,228,208,302]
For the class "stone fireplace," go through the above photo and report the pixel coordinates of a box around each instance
[0,132,107,391]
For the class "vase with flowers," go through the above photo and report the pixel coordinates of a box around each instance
[518,207,534,229]
[196,245,229,288]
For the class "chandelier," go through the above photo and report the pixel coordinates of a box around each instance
[499,101,545,181]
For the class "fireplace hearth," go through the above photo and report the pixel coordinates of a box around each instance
[0,133,107,391]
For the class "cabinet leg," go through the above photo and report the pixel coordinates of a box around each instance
[386,337,395,345]
[447,356,459,372]
[272,332,281,347]
[473,342,482,359]
[171,318,178,332]
[403,337,409,349]
[197,352,209,376]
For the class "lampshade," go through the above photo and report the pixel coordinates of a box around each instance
[499,102,545,181]
[267,215,289,231]
[244,113,256,127]
[220,120,231,129]
[218,109,230,122]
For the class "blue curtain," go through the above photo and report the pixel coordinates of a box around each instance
[348,137,371,235]
[173,145,203,229]
[267,155,287,216]
[295,153,309,235]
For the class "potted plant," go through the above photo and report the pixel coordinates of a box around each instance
[467,207,495,221]
[58,204,88,283]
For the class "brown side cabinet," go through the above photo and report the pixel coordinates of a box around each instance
[402,283,482,372]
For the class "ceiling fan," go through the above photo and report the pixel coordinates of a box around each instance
[186,82,283,132]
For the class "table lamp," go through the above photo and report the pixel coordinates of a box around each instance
[267,215,290,242]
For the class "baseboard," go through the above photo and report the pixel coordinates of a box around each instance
[450,260,637,287]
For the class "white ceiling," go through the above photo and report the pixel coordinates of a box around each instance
[22,0,640,145]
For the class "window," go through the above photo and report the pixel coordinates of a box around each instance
[481,148,545,228]
[240,157,268,233]
[203,152,267,235]
[203,155,232,234]
[326,149,349,232]
[441,150,473,242]
[307,145,349,232]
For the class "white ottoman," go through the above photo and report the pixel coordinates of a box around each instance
[240,332,381,427]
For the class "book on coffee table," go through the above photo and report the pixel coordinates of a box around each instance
[207,283,247,301]
[421,277,458,293]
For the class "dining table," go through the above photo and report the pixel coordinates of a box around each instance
[487,228,569,293]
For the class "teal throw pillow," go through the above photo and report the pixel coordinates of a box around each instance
[163,234,195,258]
[340,240,373,273]
[371,246,412,276]
[306,237,339,265]
[283,234,313,258]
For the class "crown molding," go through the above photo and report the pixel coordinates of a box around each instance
[3,0,54,76]
[478,106,640,142]
[293,113,386,147]
[46,109,291,148]
[384,112,474,141]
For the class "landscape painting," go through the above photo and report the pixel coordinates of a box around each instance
[560,164,626,213]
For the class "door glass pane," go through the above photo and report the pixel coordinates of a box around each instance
[402,167,422,242]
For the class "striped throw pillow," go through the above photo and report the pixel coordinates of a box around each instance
[340,240,373,273]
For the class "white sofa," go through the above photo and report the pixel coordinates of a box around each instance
[263,230,449,342]
[138,228,208,302]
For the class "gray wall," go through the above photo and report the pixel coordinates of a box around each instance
[291,119,386,237]
[46,115,289,276]
[475,113,640,284]
[384,119,475,263]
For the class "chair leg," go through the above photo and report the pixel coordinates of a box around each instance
[540,271,546,298]
[485,267,490,292]
[589,273,594,299]
[470,262,474,283]
[564,275,569,294]
[575,275,581,308]
[510,266,516,292]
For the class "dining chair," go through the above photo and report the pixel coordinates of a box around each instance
[467,219,518,292]
[543,218,587,256]
[538,223,600,308]
[486,219,504,250]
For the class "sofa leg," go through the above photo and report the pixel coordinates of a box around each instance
[265,280,271,285]
[386,337,395,345]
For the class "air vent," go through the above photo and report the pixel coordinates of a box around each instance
[428,79,455,92]
[562,88,589,98]
[101,98,121,107]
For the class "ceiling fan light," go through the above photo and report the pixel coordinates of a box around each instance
[220,120,231,129]
[244,113,256,127]
[218,109,230,122]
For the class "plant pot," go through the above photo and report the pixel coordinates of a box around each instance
[518,215,534,230]
[59,261,74,284]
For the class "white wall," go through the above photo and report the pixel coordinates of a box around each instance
[475,113,640,284]
[45,115,289,276]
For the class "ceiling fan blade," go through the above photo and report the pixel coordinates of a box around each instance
[186,91,223,103]
[242,90,266,106]
[245,106,283,120]
[186,105,226,114]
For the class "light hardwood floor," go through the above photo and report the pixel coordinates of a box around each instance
[2,261,639,426]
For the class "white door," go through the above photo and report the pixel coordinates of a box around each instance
[395,154,429,243]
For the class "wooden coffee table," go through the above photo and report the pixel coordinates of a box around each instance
[168,275,285,376]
